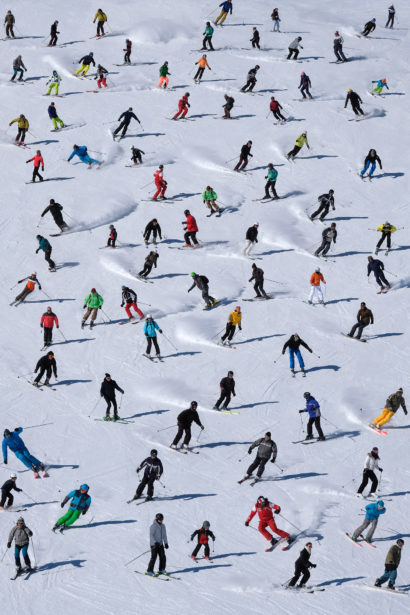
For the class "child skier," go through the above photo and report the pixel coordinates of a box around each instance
[190,521,215,559]
[245,496,290,547]
[53,484,91,531]
[153,165,167,199]
[0,473,22,510]
[158,61,170,88]
[2,428,46,477]
[130,146,144,165]
[95,64,109,88]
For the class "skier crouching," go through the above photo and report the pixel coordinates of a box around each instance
[245,496,290,548]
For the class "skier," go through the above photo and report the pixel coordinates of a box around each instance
[11,56,26,81]
[143,314,162,358]
[371,388,407,429]
[371,78,389,96]
[202,186,220,214]
[263,163,279,199]
[347,301,374,340]
[35,235,55,271]
[144,219,162,246]
[134,449,163,501]
[74,51,95,76]
[123,39,132,64]
[385,5,395,28]
[287,132,309,160]
[34,351,57,387]
[121,286,144,320]
[375,221,396,254]
[299,392,325,440]
[243,223,259,256]
[173,93,190,120]
[45,71,62,95]
[222,93,235,119]
[93,8,107,36]
[308,268,326,305]
[153,165,167,200]
[182,210,199,247]
[271,8,280,32]
[299,72,312,99]
[67,145,99,167]
[220,306,242,345]
[2,428,45,476]
[13,273,41,304]
[48,102,64,130]
[245,432,277,480]
[52,484,91,531]
[287,543,316,588]
[26,151,44,182]
[214,371,236,410]
[269,97,286,122]
[81,288,103,329]
[215,0,232,25]
[250,27,260,49]
[367,256,390,291]
[245,496,290,546]
[113,107,141,139]
[310,190,335,221]
[95,64,109,88]
[240,65,259,93]
[357,447,382,497]
[344,89,364,116]
[40,306,59,347]
[9,114,29,145]
[106,224,117,248]
[249,263,268,299]
[170,401,204,450]
[362,18,376,37]
[146,513,168,576]
[188,272,216,307]
[333,31,347,62]
[351,500,385,543]
[138,250,159,278]
[4,10,15,37]
[287,36,303,60]
[158,61,170,89]
[7,517,33,574]
[234,141,253,171]
[49,20,59,46]
[41,199,68,231]
[100,373,124,421]
[190,521,215,560]
[282,333,312,376]
[194,55,211,83]
[314,223,337,257]
[130,146,144,165]
[0,474,22,510]
[375,539,404,590]
[202,22,214,50]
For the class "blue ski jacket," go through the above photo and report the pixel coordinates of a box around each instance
[219,1,232,13]
[68,146,88,161]
[304,397,320,418]
[144,320,161,338]
[65,489,91,512]
[2,428,25,462]
[365,501,385,520]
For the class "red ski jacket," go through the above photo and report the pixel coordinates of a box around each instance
[270,100,281,111]
[185,214,198,232]
[246,501,280,524]
[154,169,165,185]
[28,154,44,168]
[40,312,59,328]
[179,95,190,108]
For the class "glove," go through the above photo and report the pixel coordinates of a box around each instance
[82,510,86,515]
[245,522,249,527]
[165,544,169,549]
[38,286,42,290]
[159,330,163,334]
[239,326,242,331]
[270,459,275,463]
[60,502,65,508]
[7,543,11,549]
[200,425,204,430]
[136,467,141,473]
[40,324,43,328]
[99,306,102,309]
[299,410,304,414]
[311,563,317,568]
[282,350,285,355]
[404,409,408,415]
[16,488,22,492]
[83,305,86,309]
[379,468,383,472]
[26,160,30,164]
[265,176,267,179]
[57,326,59,329]
[248,278,252,282]
[190,535,194,541]
[274,506,281,514]
[248,448,252,454]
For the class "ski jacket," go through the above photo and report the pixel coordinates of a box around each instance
[121,287,137,305]
[224,95,234,109]
[79,55,95,67]
[138,456,163,479]
[270,100,282,112]
[356,306,373,325]
[191,528,215,544]
[246,501,280,524]
[159,64,169,77]
[247,68,258,81]
[8,523,32,547]
[94,11,107,22]
[240,144,252,158]
[144,251,159,267]
[249,437,277,461]
[282,335,311,353]
[63,489,91,512]
[289,37,302,50]
[246,226,258,242]
[220,376,235,394]
[84,291,103,309]
[18,276,41,291]
[144,320,160,338]
[299,74,311,88]
[295,134,309,148]
[318,193,335,209]
[272,9,279,20]
[334,35,344,49]
[377,223,395,234]
[13,57,26,70]
[204,25,214,36]
[28,154,44,168]
[36,237,51,252]
[385,545,401,570]
[35,354,57,376]
[2,428,26,461]
[1,479,21,495]
[251,30,260,42]
[202,188,217,201]
[10,117,29,129]
[185,214,198,232]
[4,12,15,25]
[367,259,384,276]
[310,272,325,286]
[48,105,59,119]
[266,168,278,181]
[150,520,168,546]
[68,146,90,161]
[363,21,376,32]
[322,227,337,243]
[196,56,210,69]
[188,274,209,293]
[385,392,406,413]
[125,40,132,51]
[344,91,362,108]
[177,408,202,428]
[100,378,124,399]
[364,152,382,167]
[249,267,264,282]
[96,66,108,78]
[118,110,139,125]
[388,7,395,16]
[143,220,160,239]
[364,501,385,520]
[154,169,165,184]
[219,1,232,13]
[295,547,314,568]
[50,22,59,35]
[108,228,117,241]
[227,311,241,326]
[48,72,61,84]
[363,453,380,471]
[302,397,320,418]
[178,95,190,108]
[40,311,59,328]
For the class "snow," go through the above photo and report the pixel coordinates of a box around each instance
[1,0,409,612]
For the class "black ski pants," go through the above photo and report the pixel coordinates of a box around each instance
[0,491,13,507]
[215,390,232,409]
[147,544,166,573]
[192,543,210,557]
[172,422,192,446]
[377,232,391,249]
[15,128,26,143]
[139,263,153,277]
[374,271,389,287]
[311,203,329,221]
[136,474,156,498]
[184,230,199,246]
[386,15,394,28]
[202,35,214,50]
[314,239,331,256]
[334,45,347,62]
[289,563,310,587]
[194,67,205,81]
[34,366,52,383]
[287,48,299,59]
[124,51,131,63]
[254,280,268,298]
[307,417,324,438]
[241,77,256,92]
[352,103,364,116]
[349,321,368,339]
[44,249,55,269]
[114,121,130,137]
[272,110,286,121]
[33,166,44,182]
[247,455,268,478]
[251,39,260,49]
[221,323,236,342]
[287,145,301,159]
[146,337,160,355]
[43,327,53,344]
[96,22,105,36]
[357,469,378,494]
[103,395,118,416]
[265,180,278,198]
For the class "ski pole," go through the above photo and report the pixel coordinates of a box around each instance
[28,130,38,139]
[196,428,203,443]
[101,308,112,322]
[58,328,67,342]
[238,453,248,462]
[265,278,284,285]
[0,547,8,563]
[273,352,283,364]
[278,513,303,534]
[384,269,398,277]
[88,396,102,418]
[139,180,154,190]
[156,424,177,433]
[40,289,53,301]
[378,469,382,491]
[158,478,166,489]
[22,489,39,505]
[161,332,178,351]
[224,156,238,164]
[212,327,225,340]
[9,282,19,290]
[119,393,123,410]
[263,380,276,396]
[274,461,284,473]
[138,301,152,306]
[312,352,321,359]
[124,550,150,567]
[341,476,356,489]
[321,414,340,430]
[30,537,37,567]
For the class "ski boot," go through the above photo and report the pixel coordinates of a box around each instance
[144,495,153,502]
[301,368,306,377]
[113,415,120,422]
[182,443,189,450]
[374,579,381,587]
[308,300,312,304]
[104,414,111,421]
[81,321,85,329]
[388,583,395,590]
[305,435,314,440]
[89,322,94,330]
[290,368,295,376]
[52,523,59,532]
[32,381,39,387]
[318,435,326,441]
[44,379,50,387]
[170,444,177,449]
[158,570,168,576]
[270,537,278,546]
[213,406,220,410]
[145,571,155,577]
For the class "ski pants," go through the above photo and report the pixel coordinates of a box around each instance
[287,47,299,59]
[241,78,256,92]
[235,156,249,171]
[114,121,130,137]
[173,104,188,119]
[315,239,331,256]
[139,263,153,277]
[258,518,290,541]
[200,287,214,307]
[309,285,324,303]
[147,544,166,573]
[349,321,368,339]
[378,568,397,586]
[215,10,228,24]
[75,64,90,75]
[184,231,199,246]
[357,469,378,494]
[254,280,267,298]
[247,455,268,478]
[352,517,378,541]
[223,105,232,119]
[43,248,55,270]
[56,508,81,527]
[287,145,301,159]
[78,154,99,165]
[124,51,131,63]
[34,366,52,384]
[125,302,144,319]
[385,15,394,28]
[221,323,236,342]
[376,232,391,249]
[158,76,169,88]
[251,39,260,49]
[6,24,15,37]
[97,77,107,88]
[14,448,41,470]
[272,110,286,121]
[96,22,105,36]
[265,180,278,198]
[49,34,58,46]
[289,348,304,369]
[352,103,364,115]
[372,86,383,95]
[43,326,53,344]
[374,271,389,288]
[172,422,192,446]
[192,542,210,557]
[136,474,156,498]
[153,180,167,199]
[202,35,214,50]
[307,417,324,438]
[372,408,395,427]
[107,236,116,248]
[361,161,376,176]
[47,82,59,95]
[15,544,31,569]
[146,336,160,355]
[15,128,26,143]
[311,203,329,220]
[300,85,312,99]
[0,491,14,507]
[243,239,255,256]
[103,395,118,417]
[204,199,219,212]
[334,45,347,62]
[289,563,310,587]
[51,117,64,129]
[362,26,372,36]
[15,288,32,302]
[215,390,232,409]
[11,68,24,80]
[132,153,142,164]
[82,307,98,323]
[273,19,280,32]
[194,67,205,82]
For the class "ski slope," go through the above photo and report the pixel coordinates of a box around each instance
[1,0,409,612]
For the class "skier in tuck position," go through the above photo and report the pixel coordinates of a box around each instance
[310,190,335,221]
[134,449,163,502]
[357,447,382,497]
[299,392,325,440]
[0,473,22,510]
[67,145,99,168]
[245,496,291,548]
[367,256,390,292]
[287,543,316,589]
[282,333,313,376]
[40,306,59,347]
[2,428,46,477]
[220,306,242,345]
[371,388,407,429]
[350,500,385,543]
[53,484,91,532]
[139,250,159,278]
[170,401,204,451]
[308,268,326,304]
[243,432,277,481]
[82,288,103,329]
[121,286,144,320]
[190,521,215,560]
[213,370,236,410]
[41,199,69,232]
[314,223,337,257]
[362,18,376,37]
[143,314,162,358]
[188,272,216,308]
[100,373,124,421]
[346,301,373,340]
[375,222,396,255]
[33,351,57,387]
[146,513,168,576]
[7,517,33,575]
[375,539,404,591]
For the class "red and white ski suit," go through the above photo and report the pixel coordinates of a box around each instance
[153,168,167,199]
[246,501,290,541]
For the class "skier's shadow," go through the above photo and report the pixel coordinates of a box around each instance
[305,365,340,373]
[270,472,328,482]
[162,352,202,358]
[55,261,80,270]
[324,430,360,441]
[326,216,368,221]
[281,190,305,198]
[134,132,166,138]
[171,192,201,198]
[235,334,285,345]
[25,500,58,508]
[25,75,49,81]
[366,332,403,340]
[234,114,257,119]
[24,298,76,304]
[36,559,86,571]
[160,493,217,501]
[52,338,94,347]
[332,250,372,257]
[231,401,279,410]
[47,463,79,469]
[189,113,217,119]
[299,154,338,160]
[171,564,232,574]
[150,273,188,279]
[381,490,410,497]
[316,576,366,587]
[53,379,92,386]
[206,552,256,560]
[325,297,359,305]
[29,139,59,145]
[70,520,137,528]
[126,409,170,419]
[371,172,404,179]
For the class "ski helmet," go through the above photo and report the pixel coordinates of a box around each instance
[121,285,126,290]
[191,401,198,408]
[372,18,376,23]
[185,92,190,97]
[128,107,133,111]
[268,163,273,168]
[91,288,96,293]
[315,267,320,273]
[206,186,211,190]
[203,54,207,58]
[382,78,386,83]
[17,517,24,524]
[235,306,241,312]
[301,71,305,76]
[257,496,267,505]
[36,234,41,240]
[202,521,210,529]
[184,209,190,215]
[303,392,311,399]
[89,52,94,56]
[156,513,164,521]
[146,314,152,319]
[190,272,196,277]
[73,144,79,149]
[255,65,260,69]
[150,449,158,456]
[159,165,164,169]
[329,189,334,194]
[80,484,89,492]
[53,70,57,76]
[109,224,114,229]
[397,388,404,394]
[10,473,17,480]
[265,432,271,438]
